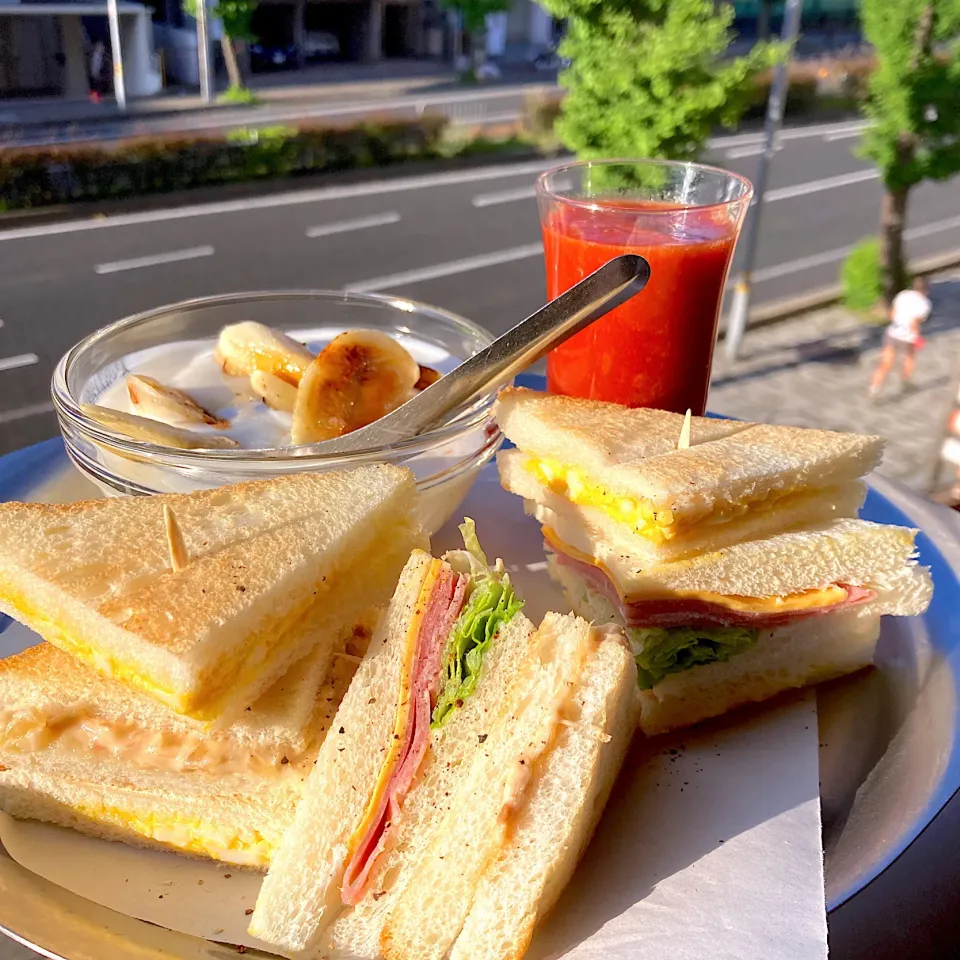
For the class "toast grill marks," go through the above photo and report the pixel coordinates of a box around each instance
[549,544,877,630]
[341,563,467,905]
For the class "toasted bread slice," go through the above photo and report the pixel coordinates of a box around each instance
[551,562,890,736]
[494,388,883,535]
[379,617,636,960]
[544,516,933,613]
[450,628,638,960]
[499,447,868,565]
[632,609,880,735]
[0,465,423,723]
[0,633,362,866]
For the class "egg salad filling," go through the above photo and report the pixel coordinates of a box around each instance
[73,802,276,866]
[524,457,799,544]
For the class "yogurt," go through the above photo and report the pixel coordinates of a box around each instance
[95,327,462,451]
[79,325,499,536]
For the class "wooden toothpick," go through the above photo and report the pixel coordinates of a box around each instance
[677,409,692,450]
[163,505,189,572]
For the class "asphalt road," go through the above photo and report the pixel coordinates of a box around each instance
[2,116,960,455]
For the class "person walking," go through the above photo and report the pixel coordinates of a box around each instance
[88,40,107,103]
[869,277,932,399]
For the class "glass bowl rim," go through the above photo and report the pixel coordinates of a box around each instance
[536,157,755,216]
[52,289,502,466]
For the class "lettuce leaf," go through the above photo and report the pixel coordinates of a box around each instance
[628,625,759,690]
[431,520,524,728]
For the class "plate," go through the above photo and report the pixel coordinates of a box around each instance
[0,422,958,959]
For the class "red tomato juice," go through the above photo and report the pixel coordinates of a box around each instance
[543,201,739,415]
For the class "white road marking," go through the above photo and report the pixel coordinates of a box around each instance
[305,211,401,239]
[766,168,879,202]
[733,214,960,286]
[94,246,215,274]
[0,353,38,373]
[472,176,570,207]
[904,214,960,240]
[709,119,870,150]
[823,128,867,142]
[0,400,55,424]
[345,242,544,292]
[750,244,857,283]
[472,185,537,207]
[725,143,783,160]
[0,160,560,244]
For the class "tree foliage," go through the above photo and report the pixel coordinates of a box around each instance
[860,0,960,193]
[859,0,960,298]
[184,0,258,42]
[439,0,510,35]
[184,0,258,91]
[536,0,780,160]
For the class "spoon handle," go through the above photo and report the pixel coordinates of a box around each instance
[319,254,650,453]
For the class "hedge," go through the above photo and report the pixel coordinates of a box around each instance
[0,115,447,211]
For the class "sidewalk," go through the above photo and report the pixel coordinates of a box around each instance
[0,60,550,130]
[709,271,960,494]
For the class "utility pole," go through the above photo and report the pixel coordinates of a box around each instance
[195,0,215,103]
[106,0,127,110]
[724,0,805,361]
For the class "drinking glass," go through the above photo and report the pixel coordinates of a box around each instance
[537,158,753,414]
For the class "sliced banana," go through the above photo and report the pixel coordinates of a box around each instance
[214,321,314,386]
[415,365,442,390]
[126,374,229,429]
[250,369,297,413]
[81,404,239,450]
[291,329,421,444]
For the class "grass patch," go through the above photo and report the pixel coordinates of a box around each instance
[218,85,260,105]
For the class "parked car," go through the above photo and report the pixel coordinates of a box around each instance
[302,31,340,60]
[249,41,298,71]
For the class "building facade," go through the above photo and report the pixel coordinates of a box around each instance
[0,0,161,98]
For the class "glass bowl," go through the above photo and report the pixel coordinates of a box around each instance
[52,290,504,536]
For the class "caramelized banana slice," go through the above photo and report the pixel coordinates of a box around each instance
[250,370,297,413]
[126,375,229,429]
[214,322,314,386]
[81,404,239,450]
[291,330,420,444]
[415,365,442,390]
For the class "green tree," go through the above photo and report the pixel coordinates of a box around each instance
[536,0,779,161]
[440,0,511,68]
[860,0,960,302]
[184,0,259,91]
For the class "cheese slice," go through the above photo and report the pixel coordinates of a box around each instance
[543,527,849,615]
[342,559,442,863]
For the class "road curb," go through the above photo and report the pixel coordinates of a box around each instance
[720,248,960,337]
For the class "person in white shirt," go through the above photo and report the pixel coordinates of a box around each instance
[869,277,932,399]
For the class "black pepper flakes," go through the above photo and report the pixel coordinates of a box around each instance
[339,727,345,735]
[280,756,289,765]
[244,908,254,916]
[478,734,488,744]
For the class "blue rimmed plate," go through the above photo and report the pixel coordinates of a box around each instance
[0,393,958,957]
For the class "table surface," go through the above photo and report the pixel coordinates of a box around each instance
[0,445,958,960]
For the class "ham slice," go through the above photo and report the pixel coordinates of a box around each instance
[341,567,467,905]
[551,544,875,631]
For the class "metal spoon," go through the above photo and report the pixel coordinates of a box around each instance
[313,253,650,454]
